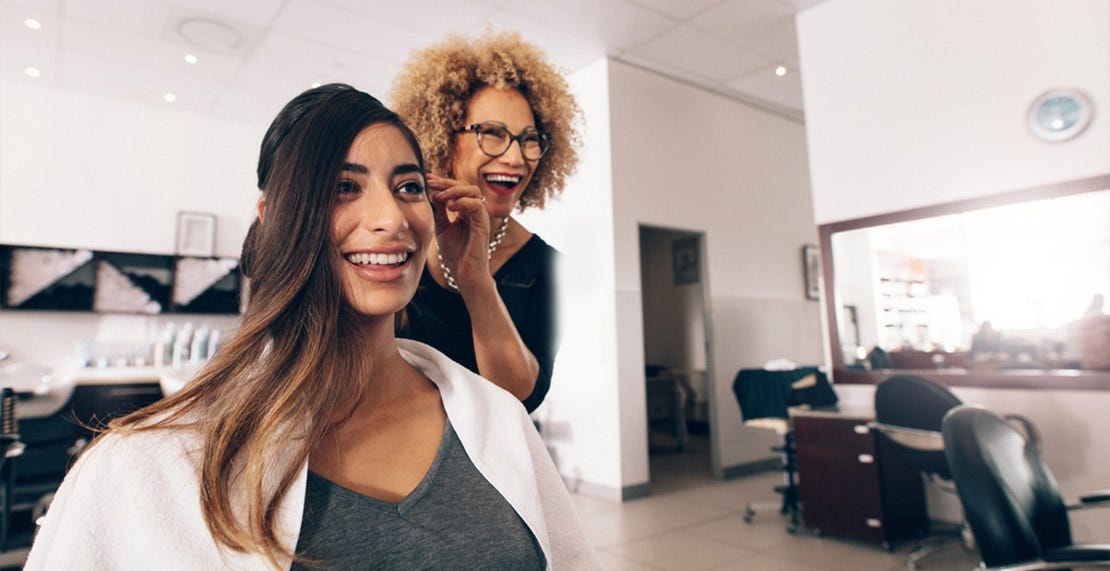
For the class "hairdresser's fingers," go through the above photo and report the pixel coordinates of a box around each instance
[428,175,482,233]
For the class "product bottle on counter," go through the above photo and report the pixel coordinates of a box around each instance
[206,328,221,360]
[172,322,194,368]
[190,325,210,364]
[153,322,176,368]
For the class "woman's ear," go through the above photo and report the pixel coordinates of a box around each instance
[256,195,266,223]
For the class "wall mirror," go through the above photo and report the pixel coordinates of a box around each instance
[819,175,1110,390]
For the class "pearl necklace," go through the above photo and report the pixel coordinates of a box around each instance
[437,216,510,292]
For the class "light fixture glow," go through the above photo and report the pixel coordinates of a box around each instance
[184,53,199,64]
[775,66,787,77]
[25,67,41,78]
[24,18,42,30]
[164,93,177,103]
[311,82,322,88]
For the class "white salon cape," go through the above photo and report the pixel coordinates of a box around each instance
[25,339,601,570]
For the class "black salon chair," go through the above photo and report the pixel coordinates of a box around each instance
[733,366,838,533]
[942,405,1110,570]
[871,375,973,568]
[872,374,1045,568]
[1,387,25,553]
[6,381,162,550]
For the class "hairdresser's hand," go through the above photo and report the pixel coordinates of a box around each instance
[427,174,492,291]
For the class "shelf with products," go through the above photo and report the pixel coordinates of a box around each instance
[874,252,930,349]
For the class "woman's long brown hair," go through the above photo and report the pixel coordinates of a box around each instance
[104,84,426,568]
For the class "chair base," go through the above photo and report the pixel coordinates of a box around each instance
[742,432,800,533]
[742,491,800,533]
[904,521,974,570]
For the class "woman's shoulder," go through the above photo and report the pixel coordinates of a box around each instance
[72,419,207,486]
[497,233,559,280]
[519,233,560,258]
[397,340,522,405]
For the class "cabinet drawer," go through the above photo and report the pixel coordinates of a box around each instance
[796,444,886,540]
[794,415,874,451]
[794,412,927,546]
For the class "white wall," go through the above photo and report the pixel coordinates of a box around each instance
[516,58,626,498]
[0,81,260,372]
[800,0,1110,538]
[527,58,822,496]
[799,0,1110,225]
[0,81,261,255]
[607,60,823,479]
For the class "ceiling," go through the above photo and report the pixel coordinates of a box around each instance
[0,0,824,126]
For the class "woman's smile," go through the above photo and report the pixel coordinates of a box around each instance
[342,247,416,282]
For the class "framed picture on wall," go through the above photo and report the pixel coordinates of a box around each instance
[176,212,216,257]
[803,244,820,300]
[672,237,700,285]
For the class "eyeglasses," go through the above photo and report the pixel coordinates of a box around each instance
[457,122,551,160]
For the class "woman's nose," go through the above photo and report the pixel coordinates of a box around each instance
[499,139,526,166]
[361,187,408,234]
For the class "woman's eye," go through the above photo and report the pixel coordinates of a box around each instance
[397,180,426,196]
[480,126,507,139]
[336,180,359,194]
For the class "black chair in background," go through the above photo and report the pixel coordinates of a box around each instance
[942,405,1110,570]
[871,374,1045,569]
[733,366,838,533]
[1,387,25,553]
[5,381,163,551]
[871,374,974,568]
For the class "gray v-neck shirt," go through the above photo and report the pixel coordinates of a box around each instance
[290,422,545,570]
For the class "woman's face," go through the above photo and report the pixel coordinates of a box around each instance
[331,123,432,317]
[450,86,539,219]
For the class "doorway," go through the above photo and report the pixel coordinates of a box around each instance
[638,225,717,494]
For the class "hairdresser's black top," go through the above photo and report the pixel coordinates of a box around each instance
[400,234,559,413]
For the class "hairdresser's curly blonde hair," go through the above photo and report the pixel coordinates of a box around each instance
[390,30,582,212]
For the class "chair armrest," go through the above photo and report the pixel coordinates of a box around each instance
[1002,413,1042,449]
[1043,544,1110,565]
[1067,489,1110,511]
[868,421,945,451]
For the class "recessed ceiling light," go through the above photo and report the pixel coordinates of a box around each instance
[25,67,41,78]
[178,18,240,51]
[184,54,199,64]
[775,66,787,77]
[24,18,42,31]
[164,93,177,103]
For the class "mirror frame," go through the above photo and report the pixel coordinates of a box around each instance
[818,174,1110,391]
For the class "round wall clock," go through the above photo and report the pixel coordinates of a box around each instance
[1027,89,1094,142]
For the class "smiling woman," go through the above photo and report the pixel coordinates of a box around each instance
[24,83,600,570]
[819,175,1110,391]
[390,30,584,413]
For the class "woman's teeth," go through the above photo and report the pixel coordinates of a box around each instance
[345,252,408,266]
[484,174,521,187]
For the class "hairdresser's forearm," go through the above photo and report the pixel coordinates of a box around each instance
[459,277,539,402]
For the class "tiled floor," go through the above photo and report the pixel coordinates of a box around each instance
[575,433,982,571]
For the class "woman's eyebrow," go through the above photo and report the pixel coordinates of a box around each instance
[340,162,368,174]
[393,163,422,176]
[339,163,421,176]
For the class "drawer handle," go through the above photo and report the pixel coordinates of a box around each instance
[866,518,882,528]
[854,424,870,434]
[858,454,874,464]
